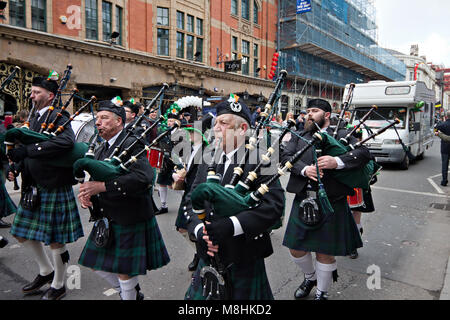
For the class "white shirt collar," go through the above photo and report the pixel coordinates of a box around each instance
[107,129,123,146]
[38,106,51,118]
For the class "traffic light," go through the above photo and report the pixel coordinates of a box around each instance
[268,52,279,80]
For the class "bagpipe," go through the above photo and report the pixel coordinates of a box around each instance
[72,84,172,183]
[225,70,288,189]
[4,95,96,168]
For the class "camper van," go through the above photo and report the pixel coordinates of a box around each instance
[345,81,435,170]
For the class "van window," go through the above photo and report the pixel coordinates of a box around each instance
[354,107,407,129]
[385,86,411,95]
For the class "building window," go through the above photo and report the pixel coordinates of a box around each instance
[102,1,112,42]
[157,28,169,56]
[242,40,250,55]
[254,58,259,76]
[242,56,249,75]
[176,32,184,58]
[9,0,26,28]
[196,38,203,62]
[115,5,123,45]
[231,0,238,15]
[242,0,249,20]
[253,43,258,57]
[157,7,169,26]
[86,0,98,40]
[187,15,194,33]
[196,18,203,36]
[186,35,194,60]
[177,11,184,30]
[253,0,259,24]
[232,36,238,51]
[31,0,46,32]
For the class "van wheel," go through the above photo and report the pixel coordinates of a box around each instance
[416,152,424,160]
[400,155,409,170]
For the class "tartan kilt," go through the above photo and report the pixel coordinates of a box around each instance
[175,205,188,230]
[0,181,17,218]
[185,258,274,300]
[283,195,363,257]
[78,216,170,276]
[156,169,173,186]
[10,185,83,245]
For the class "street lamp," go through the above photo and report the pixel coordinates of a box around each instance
[243,90,249,100]
[199,83,205,117]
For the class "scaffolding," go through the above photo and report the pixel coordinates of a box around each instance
[279,0,406,88]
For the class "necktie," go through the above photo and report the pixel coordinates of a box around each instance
[98,141,110,160]
[215,154,228,179]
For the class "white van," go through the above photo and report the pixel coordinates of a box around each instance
[345,81,435,170]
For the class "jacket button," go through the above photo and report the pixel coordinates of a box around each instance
[38,147,42,151]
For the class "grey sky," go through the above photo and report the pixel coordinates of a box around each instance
[375,0,450,66]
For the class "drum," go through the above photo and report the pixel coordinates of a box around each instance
[347,188,364,208]
[71,113,96,143]
[148,147,164,169]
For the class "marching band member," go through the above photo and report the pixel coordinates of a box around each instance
[184,97,284,300]
[7,76,84,300]
[154,112,181,215]
[174,115,213,272]
[281,99,371,300]
[77,99,170,300]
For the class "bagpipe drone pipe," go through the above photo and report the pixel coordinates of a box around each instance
[225,70,288,189]
[4,95,97,168]
[72,115,173,183]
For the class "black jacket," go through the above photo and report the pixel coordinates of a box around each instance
[19,109,77,189]
[282,127,371,199]
[436,120,450,154]
[185,144,285,266]
[92,129,155,226]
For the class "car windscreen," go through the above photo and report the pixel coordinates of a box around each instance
[352,107,407,129]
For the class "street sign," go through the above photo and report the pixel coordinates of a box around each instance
[296,0,312,14]
[224,59,242,72]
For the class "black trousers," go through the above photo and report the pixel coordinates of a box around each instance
[441,153,449,182]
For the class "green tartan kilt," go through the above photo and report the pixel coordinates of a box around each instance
[283,195,363,256]
[78,216,170,276]
[0,179,17,218]
[185,258,274,300]
[10,185,83,245]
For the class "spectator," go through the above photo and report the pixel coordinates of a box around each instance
[435,110,450,186]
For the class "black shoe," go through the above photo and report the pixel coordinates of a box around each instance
[314,290,329,300]
[441,181,448,186]
[188,254,199,271]
[155,207,168,215]
[0,219,11,228]
[135,283,144,300]
[41,286,66,300]
[22,272,54,294]
[359,227,364,235]
[294,278,317,299]
[0,237,8,248]
[349,249,359,259]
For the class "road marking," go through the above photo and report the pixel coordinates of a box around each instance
[372,186,450,198]
[427,171,450,194]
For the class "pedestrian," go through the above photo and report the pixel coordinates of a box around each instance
[7,75,84,300]
[184,95,285,300]
[435,110,450,186]
[251,106,261,127]
[12,110,29,128]
[77,99,170,300]
[0,132,17,228]
[154,110,182,215]
[281,99,371,300]
[296,111,306,131]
